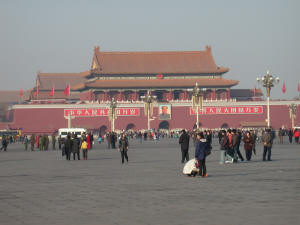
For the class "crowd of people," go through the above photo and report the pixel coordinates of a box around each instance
[1,128,300,170]
[179,128,300,178]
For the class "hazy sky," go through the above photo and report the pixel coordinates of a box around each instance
[0,0,299,99]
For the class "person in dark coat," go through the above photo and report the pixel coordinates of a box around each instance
[72,134,80,160]
[119,133,129,164]
[64,133,72,161]
[179,130,190,163]
[232,129,239,162]
[195,132,208,177]
[52,134,56,150]
[243,131,254,161]
[30,134,35,151]
[220,130,228,164]
[111,132,117,149]
[58,135,62,150]
[89,132,94,149]
[288,129,293,143]
[1,136,8,151]
[262,129,273,161]
[107,132,111,149]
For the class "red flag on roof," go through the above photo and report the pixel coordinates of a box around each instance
[253,85,257,96]
[282,81,286,94]
[298,82,300,92]
[50,86,55,96]
[64,84,70,97]
[19,88,23,98]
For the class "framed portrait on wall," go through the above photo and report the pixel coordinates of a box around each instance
[159,104,171,120]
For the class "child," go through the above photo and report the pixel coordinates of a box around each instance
[81,139,88,160]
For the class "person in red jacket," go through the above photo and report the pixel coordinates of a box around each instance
[86,133,91,149]
[294,129,300,144]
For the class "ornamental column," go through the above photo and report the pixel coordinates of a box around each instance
[211,89,216,100]
[168,90,173,101]
[118,91,123,101]
[133,90,138,101]
[103,91,108,101]
[227,89,230,100]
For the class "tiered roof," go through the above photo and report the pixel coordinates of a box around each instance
[91,46,229,75]
[36,71,89,91]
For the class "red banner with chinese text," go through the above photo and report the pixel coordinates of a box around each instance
[64,108,140,117]
[190,106,263,115]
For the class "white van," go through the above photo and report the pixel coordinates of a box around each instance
[58,128,87,139]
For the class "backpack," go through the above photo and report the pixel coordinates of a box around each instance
[81,141,88,149]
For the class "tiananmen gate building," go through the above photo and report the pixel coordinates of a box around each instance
[0,46,299,134]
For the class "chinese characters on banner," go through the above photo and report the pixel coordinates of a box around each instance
[64,108,140,117]
[190,106,263,115]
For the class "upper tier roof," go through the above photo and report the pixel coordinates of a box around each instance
[92,46,229,75]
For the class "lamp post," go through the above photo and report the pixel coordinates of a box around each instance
[257,70,280,128]
[289,104,297,128]
[108,97,117,132]
[191,83,206,130]
[141,90,157,131]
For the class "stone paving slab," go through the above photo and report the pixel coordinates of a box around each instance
[0,138,299,225]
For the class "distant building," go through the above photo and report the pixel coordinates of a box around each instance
[30,46,261,102]
[0,46,298,133]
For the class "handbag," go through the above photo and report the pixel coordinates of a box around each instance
[195,160,200,168]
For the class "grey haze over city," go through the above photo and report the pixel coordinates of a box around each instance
[0,0,299,100]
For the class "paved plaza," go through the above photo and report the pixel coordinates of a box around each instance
[0,138,299,225]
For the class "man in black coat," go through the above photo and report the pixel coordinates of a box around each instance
[64,133,73,161]
[119,133,129,164]
[72,134,80,160]
[179,130,190,163]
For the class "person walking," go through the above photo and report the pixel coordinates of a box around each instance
[45,135,49,150]
[1,136,8,151]
[58,135,62,150]
[39,135,43,151]
[236,130,245,161]
[35,135,39,149]
[24,136,29,151]
[86,133,91,150]
[81,138,88,160]
[288,129,293,144]
[232,129,239,163]
[72,134,80,160]
[278,128,284,144]
[52,134,56,150]
[30,134,35,151]
[220,130,228,164]
[107,132,111,149]
[262,129,273,161]
[294,129,300,144]
[111,132,117,149]
[243,131,254,161]
[64,134,72,161]
[195,132,208,177]
[90,132,94,149]
[119,133,129,164]
[179,130,190,163]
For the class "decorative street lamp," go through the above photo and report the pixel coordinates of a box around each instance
[141,90,157,131]
[191,83,206,130]
[108,97,117,132]
[257,70,280,128]
[289,103,297,128]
